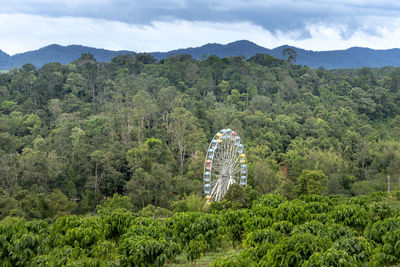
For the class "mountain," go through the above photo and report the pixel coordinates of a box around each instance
[267,45,400,69]
[2,40,400,69]
[0,49,10,68]
[150,41,400,69]
[150,40,269,60]
[1,44,134,70]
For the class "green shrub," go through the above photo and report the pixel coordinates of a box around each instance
[300,194,332,205]
[328,204,369,231]
[185,238,208,263]
[96,193,133,215]
[271,220,293,235]
[223,209,251,244]
[119,235,180,266]
[332,236,374,262]
[291,220,331,240]
[326,223,356,241]
[211,253,256,267]
[303,248,357,267]
[262,233,328,266]
[304,201,331,214]
[364,217,400,243]
[243,215,273,232]
[101,209,136,239]
[366,202,394,221]
[252,194,287,208]
[274,200,310,225]
[167,212,223,250]
[243,229,282,248]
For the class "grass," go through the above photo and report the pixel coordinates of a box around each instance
[167,247,241,267]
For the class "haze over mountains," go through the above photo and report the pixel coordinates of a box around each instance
[1,40,400,70]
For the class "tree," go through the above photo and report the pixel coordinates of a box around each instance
[132,90,157,143]
[169,107,202,177]
[282,47,297,64]
[252,161,283,194]
[185,239,208,266]
[296,170,328,195]
[125,138,175,209]
[0,153,20,193]
[89,150,123,204]
[157,86,180,131]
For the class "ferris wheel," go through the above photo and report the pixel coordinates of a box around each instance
[204,129,247,204]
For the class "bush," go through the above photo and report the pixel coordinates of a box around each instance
[211,253,256,267]
[364,217,400,243]
[167,212,223,250]
[328,204,369,231]
[223,209,251,245]
[291,220,331,240]
[119,235,180,266]
[332,236,374,262]
[96,194,133,215]
[243,229,282,248]
[262,233,328,266]
[271,220,293,235]
[137,204,173,218]
[101,209,136,239]
[252,194,287,208]
[303,248,357,267]
[185,238,208,263]
[274,200,310,224]
[366,202,394,221]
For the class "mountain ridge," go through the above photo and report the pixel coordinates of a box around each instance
[2,40,400,69]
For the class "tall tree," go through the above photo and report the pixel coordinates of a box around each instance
[132,90,157,143]
[169,107,199,177]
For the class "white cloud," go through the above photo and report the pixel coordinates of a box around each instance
[2,13,400,55]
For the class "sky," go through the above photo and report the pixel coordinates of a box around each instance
[2,0,400,55]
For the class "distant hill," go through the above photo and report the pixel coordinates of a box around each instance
[1,40,400,69]
[150,40,269,59]
[0,44,134,70]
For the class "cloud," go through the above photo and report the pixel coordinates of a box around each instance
[2,1,400,54]
[2,12,400,55]
[3,0,400,38]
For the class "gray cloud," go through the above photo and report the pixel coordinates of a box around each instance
[3,0,400,39]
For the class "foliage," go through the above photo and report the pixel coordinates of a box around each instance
[261,233,328,266]
[167,212,224,250]
[210,252,256,267]
[303,248,357,267]
[137,204,173,218]
[0,53,399,217]
[328,204,369,231]
[252,193,287,208]
[296,169,328,196]
[119,235,180,266]
[171,194,205,212]
[274,200,310,224]
[0,191,399,265]
[185,238,208,263]
[331,236,374,262]
[2,52,400,265]
[96,193,133,214]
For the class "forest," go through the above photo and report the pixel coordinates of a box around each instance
[1,52,400,265]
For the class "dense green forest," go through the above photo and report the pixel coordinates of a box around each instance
[1,52,400,217]
[2,52,400,265]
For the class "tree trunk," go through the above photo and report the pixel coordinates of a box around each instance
[95,160,99,202]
